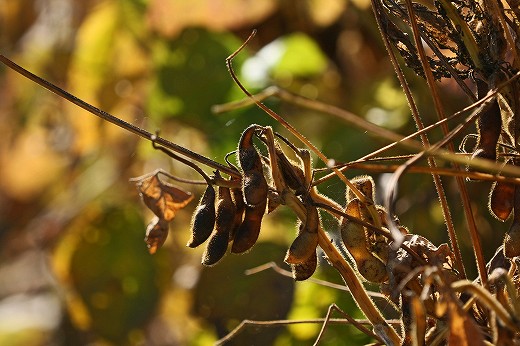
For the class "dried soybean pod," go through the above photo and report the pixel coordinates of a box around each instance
[238,125,268,207]
[472,79,501,162]
[285,206,319,264]
[490,181,515,221]
[275,142,305,193]
[340,199,369,254]
[215,186,236,235]
[504,185,520,258]
[231,200,266,254]
[187,185,216,248]
[340,199,387,282]
[202,230,229,266]
[230,187,245,240]
[346,175,375,202]
[201,186,237,266]
[291,250,318,281]
[357,257,387,283]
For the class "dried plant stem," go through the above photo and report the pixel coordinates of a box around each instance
[314,304,384,345]
[0,55,240,179]
[403,0,486,285]
[226,34,403,342]
[215,317,402,346]
[319,162,520,184]
[214,80,520,178]
[283,192,401,344]
[372,0,464,276]
[451,280,520,332]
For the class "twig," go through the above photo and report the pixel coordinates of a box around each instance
[0,54,240,179]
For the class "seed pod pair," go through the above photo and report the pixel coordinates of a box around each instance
[187,185,216,248]
[340,199,387,283]
[238,125,269,207]
[202,186,237,266]
[285,206,319,265]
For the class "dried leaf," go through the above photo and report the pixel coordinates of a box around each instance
[447,299,485,346]
[145,216,169,254]
[136,172,193,222]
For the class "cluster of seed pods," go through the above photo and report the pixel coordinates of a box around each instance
[134,124,459,287]
[133,124,325,279]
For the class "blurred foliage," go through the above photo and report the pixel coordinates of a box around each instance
[0,0,500,345]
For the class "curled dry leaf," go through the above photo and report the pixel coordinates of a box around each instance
[145,216,170,254]
[135,172,194,222]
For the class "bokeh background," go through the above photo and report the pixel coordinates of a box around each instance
[0,0,504,345]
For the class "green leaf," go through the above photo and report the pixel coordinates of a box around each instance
[272,33,328,79]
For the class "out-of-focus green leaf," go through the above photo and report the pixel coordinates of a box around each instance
[271,33,328,79]
[68,206,166,344]
[148,27,246,127]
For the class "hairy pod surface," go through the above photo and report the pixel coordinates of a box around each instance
[238,125,269,207]
[358,257,388,283]
[473,80,501,162]
[202,230,229,266]
[242,171,268,207]
[231,200,266,254]
[144,216,169,254]
[215,186,236,236]
[347,175,375,202]
[275,143,305,193]
[187,185,216,248]
[291,250,317,281]
[230,187,245,240]
[340,199,387,282]
[489,181,514,221]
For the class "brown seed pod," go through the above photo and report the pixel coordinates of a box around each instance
[230,187,245,240]
[144,216,169,254]
[231,200,266,254]
[504,185,520,258]
[472,79,501,162]
[187,185,216,248]
[202,230,229,266]
[340,199,387,282]
[347,175,375,202]
[242,171,269,207]
[285,206,319,264]
[275,143,305,193]
[215,186,237,235]
[291,250,318,281]
[357,257,388,283]
[489,181,514,221]
[238,125,268,207]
